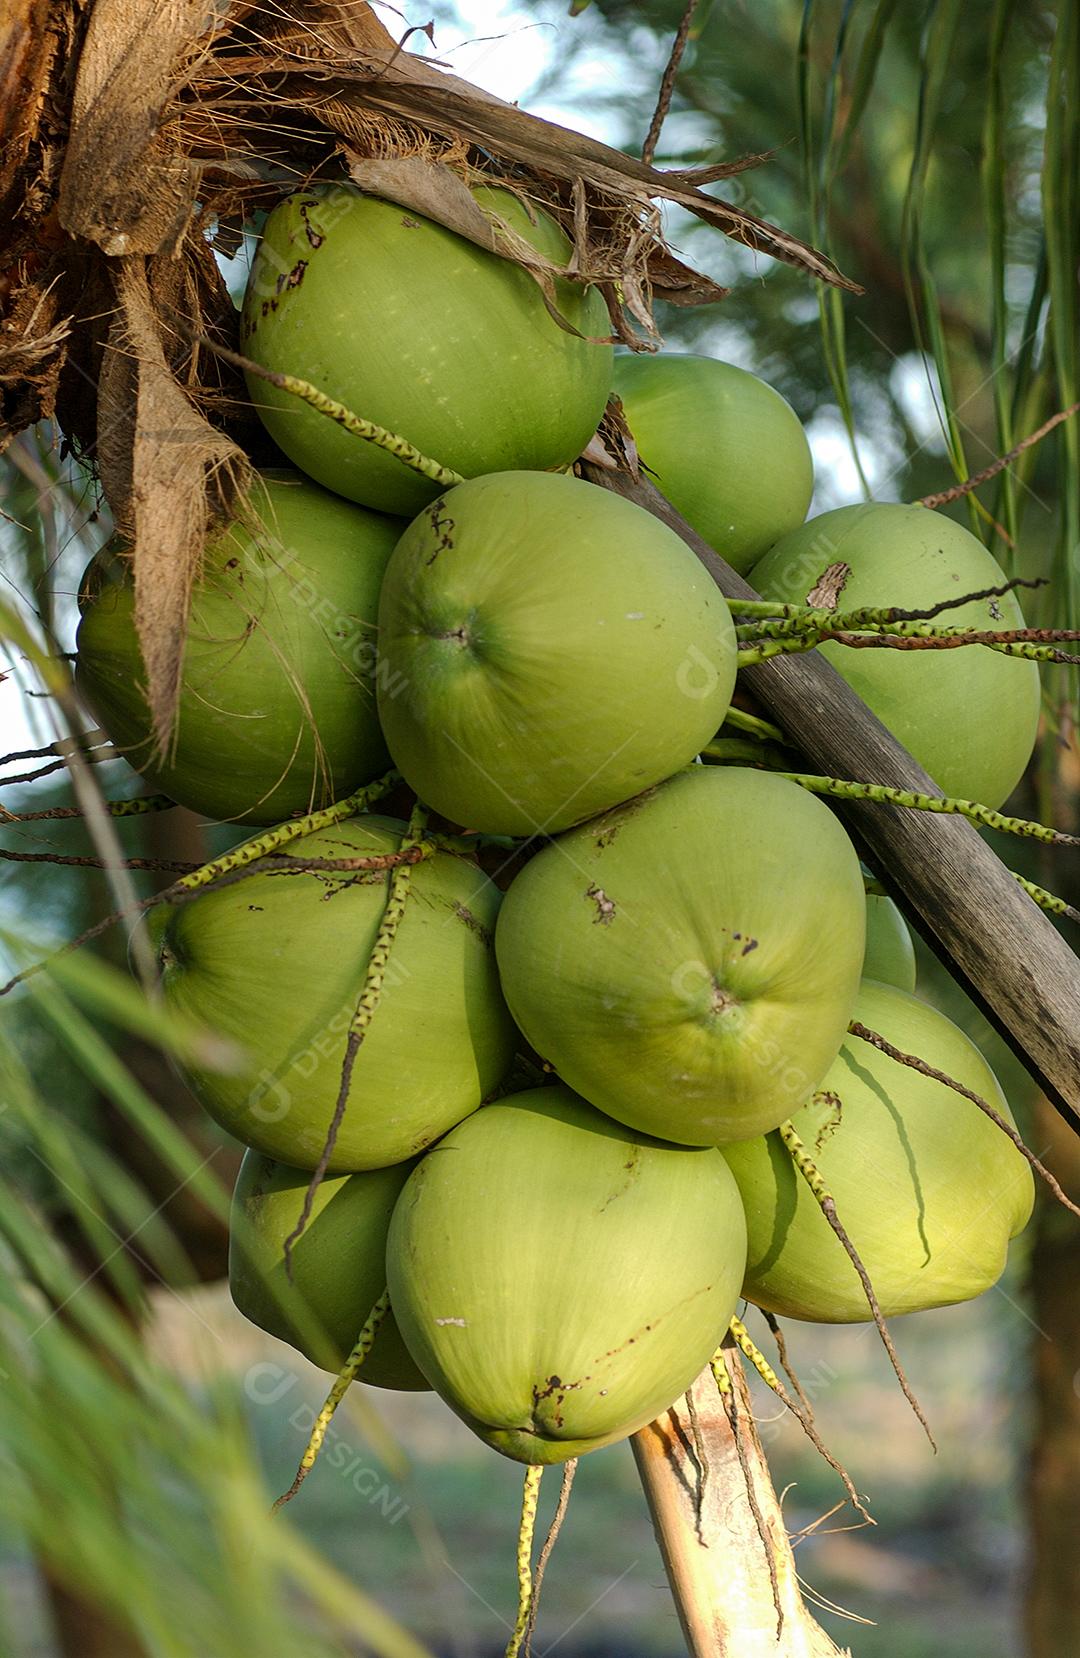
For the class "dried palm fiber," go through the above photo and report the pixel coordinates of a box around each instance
[0,0,854,745]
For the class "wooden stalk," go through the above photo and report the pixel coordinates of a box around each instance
[632,1355,848,1657]
[585,465,1080,1127]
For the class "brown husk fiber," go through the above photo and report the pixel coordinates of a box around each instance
[0,0,852,742]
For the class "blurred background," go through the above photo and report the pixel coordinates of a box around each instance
[2,1,1078,1654]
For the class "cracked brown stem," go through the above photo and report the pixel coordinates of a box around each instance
[632,1359,847,1654]
[684,1385,709,1540]
[714,1348,784,1640]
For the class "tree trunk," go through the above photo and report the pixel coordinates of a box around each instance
[633,1355,848,1657]
[1026,752,1080,1656]
[1026,1096,1080,1657]
[41,1570,147,1658]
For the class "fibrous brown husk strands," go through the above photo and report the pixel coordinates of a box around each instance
[97,258,254,754]
[0,0,855,742]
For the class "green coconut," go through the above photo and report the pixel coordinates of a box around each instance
[749,503,1041,808]
[240,186,612,516]
[495,766,865,1145]
[386,1085,747,1465]
[229,1148,426,1388]
[722,981,1035,1322]
[75,472,398,824]
[613,354,814,572]
[863,892,917,992]
[159,815,516,1171]
[376,471,738,835]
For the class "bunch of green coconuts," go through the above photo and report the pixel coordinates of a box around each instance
[76,183,1037,1469]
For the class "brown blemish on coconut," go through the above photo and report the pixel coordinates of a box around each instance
[452,901,493,947]
[592,785,658,849]
[297,200,324,248]
[592,1322,654,1365]
[425,503,455,563]
[804,560,851,612]
[586,883,616,925]
[589,1283,713,1372]
[529,1372,582,1432]
[812,1089,843,1153]
[596,1148,641,1212]
[533,1374,569,1400]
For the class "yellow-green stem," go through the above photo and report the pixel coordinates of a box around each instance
[172,771,401,897]
[505,1465,544,1658]
[284,803,431,1265]
[779,771,1078,848]
[205,336,464,490]
[272,1290,391,1511]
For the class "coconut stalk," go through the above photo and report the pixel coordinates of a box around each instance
[584,463,1080,1128]
[632,1354,848,1657]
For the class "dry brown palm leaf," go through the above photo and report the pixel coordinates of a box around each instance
[95,259,254,753]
